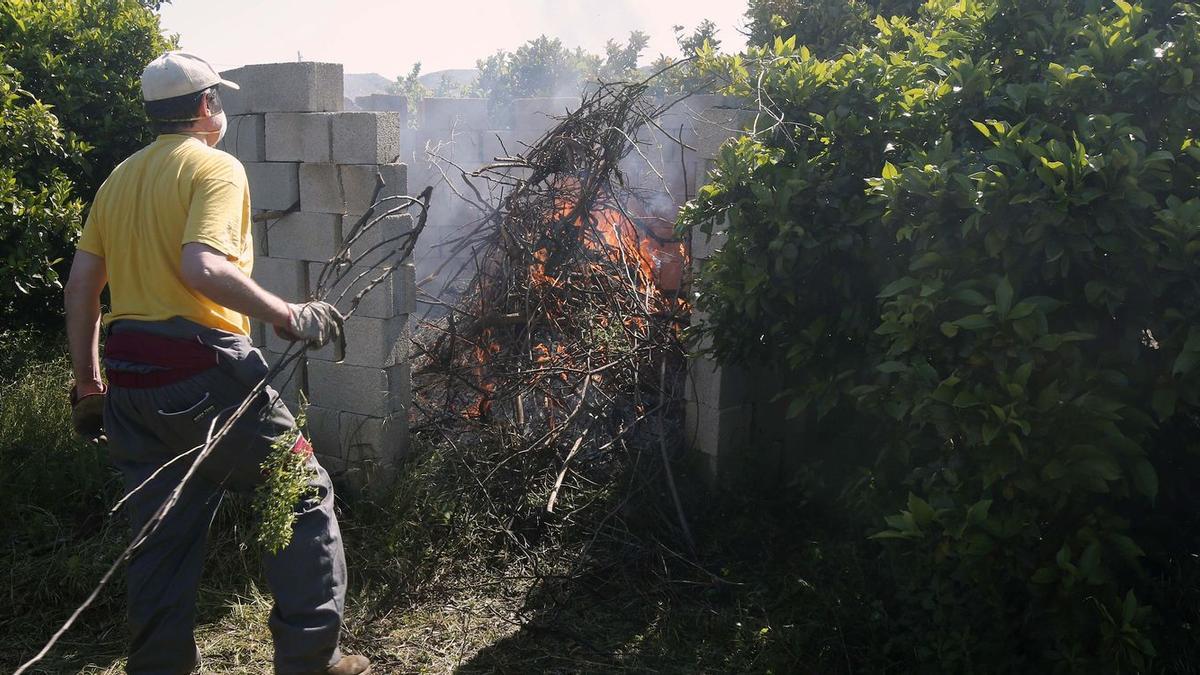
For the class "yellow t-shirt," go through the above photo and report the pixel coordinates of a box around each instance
[78,134,253,335]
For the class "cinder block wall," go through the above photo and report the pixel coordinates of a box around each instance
[217,62,412,492]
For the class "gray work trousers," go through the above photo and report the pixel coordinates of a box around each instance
[103,319,346,675]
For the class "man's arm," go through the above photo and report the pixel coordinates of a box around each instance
[180,242,292,326]
[64,250,107,396]
[181,243,343,352]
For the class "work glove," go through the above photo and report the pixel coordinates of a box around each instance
[274,300,346,360]
[70,382,107,444]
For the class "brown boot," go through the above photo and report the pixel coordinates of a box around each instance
[312,654,371,675]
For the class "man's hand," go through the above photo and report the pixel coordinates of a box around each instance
[64,248,106,443]
[274,301,346,356]
[70,380,107,444]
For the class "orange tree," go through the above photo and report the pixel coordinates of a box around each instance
[0,0,173,322]
[682,0,1200,668]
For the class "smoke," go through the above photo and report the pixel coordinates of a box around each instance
[404,87,741,320]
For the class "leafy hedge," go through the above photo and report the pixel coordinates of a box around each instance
[0,0,173,323]
[683,0,1200,668]
[744,0,922,57]
[0,62,86,318]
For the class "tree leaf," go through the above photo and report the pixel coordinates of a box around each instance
[908,493,935,527]
[967,499,992,525]
[878,276,919,298]
[1131,458,1158,501]
[954,314,992,330]
[995,277,1014,316]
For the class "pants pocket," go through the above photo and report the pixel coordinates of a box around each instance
[156,391,212,418]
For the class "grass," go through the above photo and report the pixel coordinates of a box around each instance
[0,331,901,674]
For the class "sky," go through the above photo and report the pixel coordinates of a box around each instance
[159,0,749,79]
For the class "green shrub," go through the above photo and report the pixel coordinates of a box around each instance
[0,0,174,325]
[744,0,923,55]
[0,63,86,321]
[682,0,1200,668]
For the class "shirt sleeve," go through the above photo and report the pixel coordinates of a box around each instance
[77,201,104,258]
[182,157,249,259]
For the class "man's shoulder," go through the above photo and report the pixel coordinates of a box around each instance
[180,141,247,185]
[93,145,151,200]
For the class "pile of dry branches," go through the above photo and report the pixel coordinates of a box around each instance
[410,76,696,565]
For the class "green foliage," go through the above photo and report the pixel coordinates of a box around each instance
[682,0,1200,668]
[0,0,174,325]
[389,61,431,127]
[0,63,86,318]
[646,20,725,98]
[254,402,316,554]
[0,0,175,196]
[744,0,923,54]
[472,33,649,125]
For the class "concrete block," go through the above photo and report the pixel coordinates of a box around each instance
[305,360,407,417]
[252,256,307,302]
[216,114,265,161]
[355,94,407,115]
[298,163,407,216]
[399,129,417,159]
[331,112,403,164]
[513,97,580,134]
[339,163,378,214]
[346,214,413,269]
[476,130,520,161]
[252,218,268,256]
[264,321,291,354]
[218,62,343,116]
[304,404,342,460]
[690,219,728,262]
[298,163,341,214]
[673,96,746,161]
[250,319,266,348]
[266,211,342,262]
[389,362,411,409]
[421,97,488,130]
[262,349,306,408]
[686,357,749,410]
[343,163,407,216]
[309,314,409,367]
[312,260,415,318]
[684,400,748,464]
[412,129,468,162]
[340,408,410,480]
[265,113,333,163]
[339,411,408,464]
[509,127,543,149]
[414,129,514,164]
[244,162,299,211]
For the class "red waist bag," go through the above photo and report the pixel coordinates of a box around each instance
[105,332,219,388]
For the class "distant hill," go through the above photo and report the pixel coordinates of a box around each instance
[345,69,479,101]
[344,72,394,100]
[419,69,478,94]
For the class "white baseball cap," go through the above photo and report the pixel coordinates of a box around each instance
[141,51,239,102]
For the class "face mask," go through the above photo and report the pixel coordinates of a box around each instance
[211,110,227,145]
[195,110,226,146]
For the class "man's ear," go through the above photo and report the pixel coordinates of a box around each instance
[198,94,211,119]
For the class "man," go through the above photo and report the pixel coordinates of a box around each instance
[63,52,371,675]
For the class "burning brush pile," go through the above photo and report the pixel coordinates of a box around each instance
[408,78,695,564]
